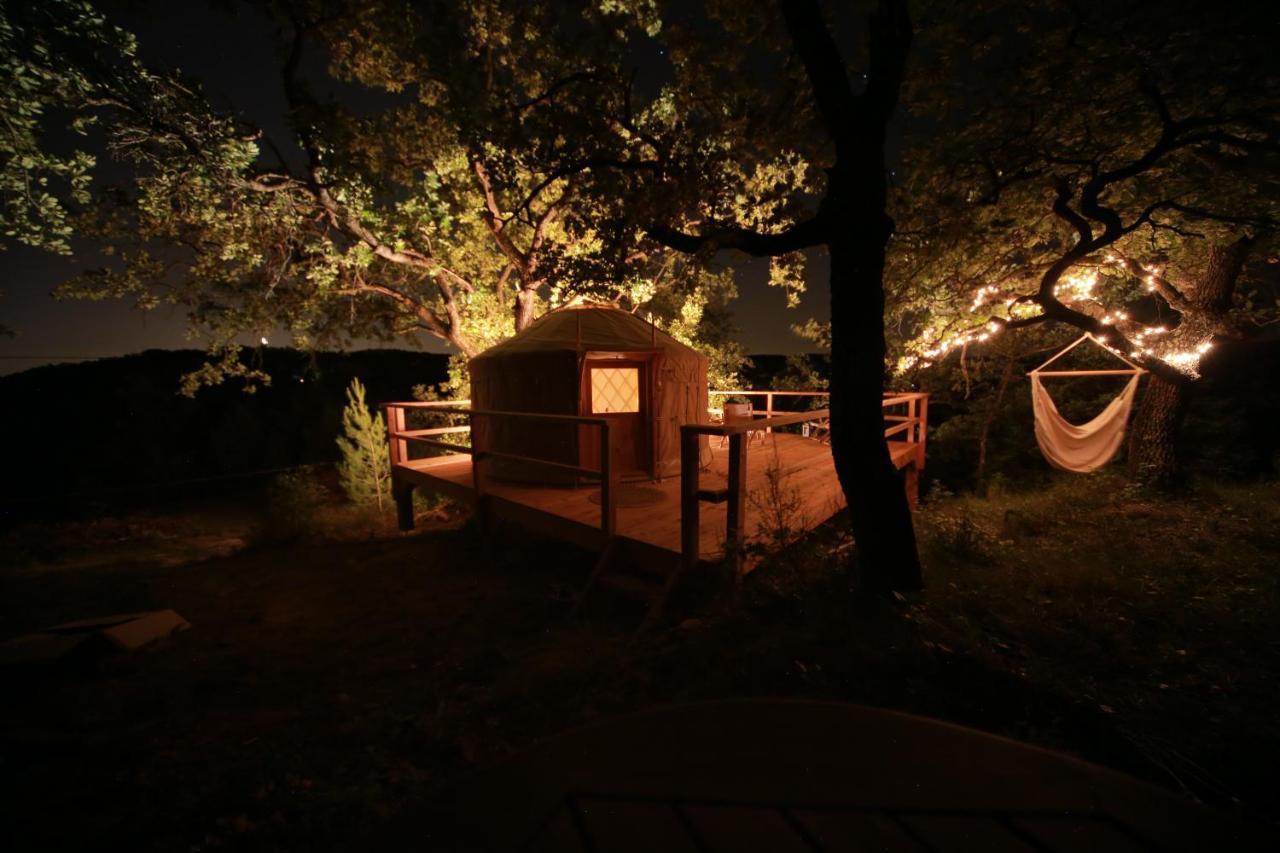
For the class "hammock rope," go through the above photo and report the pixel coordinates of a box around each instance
[1029,334,1145,473]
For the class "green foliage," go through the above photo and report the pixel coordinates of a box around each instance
[889,0,1280,374]
[335,378,390,511]
[262,469,329,542]
[5,0,759,393]
[0,1,125,253]
[748,450,808,551]
[921,509,992,563]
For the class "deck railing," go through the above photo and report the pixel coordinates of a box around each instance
[684,391,929,572]
[384,401,618,536]
[385,389,927,564]
[712,389,927,465]
[709,389,828,432]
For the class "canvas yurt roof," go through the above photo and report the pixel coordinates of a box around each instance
[471,303,704,362]
[469,303,709,482]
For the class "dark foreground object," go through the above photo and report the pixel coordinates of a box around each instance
[405,700,1267,852]
[0,610,190,670]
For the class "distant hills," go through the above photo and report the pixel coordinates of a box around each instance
[0,348,450,512]
[0,348,822,514]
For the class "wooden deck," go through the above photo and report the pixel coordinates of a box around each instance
[387,391,926,621]
[392,431,919,575]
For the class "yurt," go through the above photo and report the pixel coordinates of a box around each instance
[469,304,709,484]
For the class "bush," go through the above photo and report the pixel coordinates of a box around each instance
[924,510,992,562]
[260,469,329,542]
[336,378,391,511]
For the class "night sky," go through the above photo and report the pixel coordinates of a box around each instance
[0,0,832,375]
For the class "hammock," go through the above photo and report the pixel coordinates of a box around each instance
[1029,334,1145,473]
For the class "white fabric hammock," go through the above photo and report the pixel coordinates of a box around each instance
[1031,373,1140,472]
[1029,334,1145,473]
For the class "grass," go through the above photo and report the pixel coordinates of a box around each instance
[1,474,1278,849]
[908,476,1280,811]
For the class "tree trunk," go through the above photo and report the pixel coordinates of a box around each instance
[1127,238,1250,489]
[827,241,922,591]
[514,286,538,332]
[976,351,1017,492]
[1127,372,1190,489]
[826,162,922,590]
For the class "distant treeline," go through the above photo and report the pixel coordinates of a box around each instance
[2,343,1273,518]
[0,348,448,513]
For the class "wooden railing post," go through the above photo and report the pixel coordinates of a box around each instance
[470,413,486,525]
[725,431,748,575]
[765,392,774,434]
[680,427,700,571]
[599,421,616,536]
[386,404,407,466]
[393,481,415,531]
[917,394,929,470]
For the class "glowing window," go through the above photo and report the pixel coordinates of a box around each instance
[591,367,639,413]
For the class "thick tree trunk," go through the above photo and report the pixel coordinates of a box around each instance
[514,287,538,332]
[828,240,922,591]
[1126,238,1250,489]
[647,0,919,591]
[826,161,922,591]
[1127,373,1190,489]
[815,0,920,593]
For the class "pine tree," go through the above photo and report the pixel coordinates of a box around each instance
[336,378,390,511]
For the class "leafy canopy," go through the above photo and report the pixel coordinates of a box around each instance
[887,0,1280,380]
[7,0,822,391]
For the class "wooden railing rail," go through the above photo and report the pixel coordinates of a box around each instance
[711,389,828,433]
[685,408,830,437]
[681,390,929,573]
[384,402,616,536]
[383,399,472,408]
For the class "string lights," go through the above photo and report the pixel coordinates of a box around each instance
[905,257,1216,376]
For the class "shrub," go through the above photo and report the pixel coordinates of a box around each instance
[336,378,391,511]
[926,511,992,562]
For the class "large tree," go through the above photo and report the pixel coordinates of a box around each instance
[1,0,745,392]
[887,0,1279,487]
[637,0,922,590]
[351,0,926,590]
[519,0,919,590]
[4,0,923,590]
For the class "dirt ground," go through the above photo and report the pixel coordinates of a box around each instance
[1,505,625,850]
[2,477,1278,850]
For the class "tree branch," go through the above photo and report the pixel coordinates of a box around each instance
[1118,255,1196,314]
[778,0,858,142]
[471,158,528,271]
[646,216,826,257]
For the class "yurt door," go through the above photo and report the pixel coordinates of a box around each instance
[582,359,650,477]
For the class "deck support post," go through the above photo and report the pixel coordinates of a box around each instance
[679,427,700,572]
[600,422,616,536]
[904,464,919,512]
[725,432,748,577]
[916,394,929,470]
[573,538,619,616]
[386,404,408,466]
[644,426,702,631]
[471,416,489,536]
[393,480,415,531]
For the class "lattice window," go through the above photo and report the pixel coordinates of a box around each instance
[590,367,639,413]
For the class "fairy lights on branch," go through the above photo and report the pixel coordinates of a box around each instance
[904,256,1217,377]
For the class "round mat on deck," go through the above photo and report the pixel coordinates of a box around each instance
[587,485,667,507]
